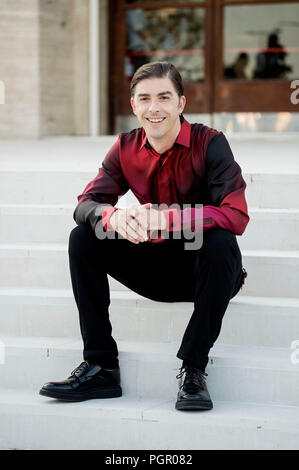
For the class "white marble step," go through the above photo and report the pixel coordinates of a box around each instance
[1,134,298,207]
[1,336,299,407]
[1,388,299,449]
[1,133,298,173]
[0,243,299,298]
[0,288,298,348]
[1,170,299,209]
[1,204,299,251]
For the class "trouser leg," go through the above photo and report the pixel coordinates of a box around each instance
[68,224,190,362]
[176,228,243,371]
[68,224,121,361]
[69,224,243,371]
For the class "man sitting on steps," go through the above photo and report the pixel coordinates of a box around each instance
[39,61,249,411]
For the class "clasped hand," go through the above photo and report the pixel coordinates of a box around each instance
[109,203,167,244]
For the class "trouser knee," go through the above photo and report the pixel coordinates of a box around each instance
[68,224,97,257]
[202,228,240,261]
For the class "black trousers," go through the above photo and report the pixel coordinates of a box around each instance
[68,224,244,372]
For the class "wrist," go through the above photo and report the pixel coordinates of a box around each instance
[102,206,118,231]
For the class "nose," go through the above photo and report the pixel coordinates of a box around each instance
[148,99,161,114]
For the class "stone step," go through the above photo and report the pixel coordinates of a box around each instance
[1,243,299,298]
[0,204,77,244]
[1,204,299,251]
[0,288,298,348]
[1,133,299,209]
[1,133,298,175]
[1,137,298,450]
[238,208,299,251]
[1,337,298,407]
[1,388,299,450]
[1,170,299,209]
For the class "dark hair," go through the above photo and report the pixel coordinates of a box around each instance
[130,61,184,98]
[239,52,248,60]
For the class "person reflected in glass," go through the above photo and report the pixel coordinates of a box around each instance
[224,52,249,80]
[253,32,292,79]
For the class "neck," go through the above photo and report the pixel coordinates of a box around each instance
[147,118,181,154]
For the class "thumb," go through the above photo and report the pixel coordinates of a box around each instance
[130,203,152,218]
[131,203,152,209]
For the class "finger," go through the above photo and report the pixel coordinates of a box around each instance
[128,217,146,235]
[113,212,141,243]
[131,202,152,209]
[126,209,148,234]
[135,211,150,232]
[135,205,153,229]
[127,205,152,233]
[124,221,146,243]
[129,203,152,217]
[118,225,140,244]
[130,212,149,231]
[127,219,148,241]
[128,206,139,219]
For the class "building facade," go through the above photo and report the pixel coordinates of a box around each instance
[0,0,298,138]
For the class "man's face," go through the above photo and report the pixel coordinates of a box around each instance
[130,77,186,141]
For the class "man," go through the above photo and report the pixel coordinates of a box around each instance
[224,52,249,80]
[40,62,249,410]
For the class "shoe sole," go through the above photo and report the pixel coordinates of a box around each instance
[39,386,122,402]
[175,399,213,411]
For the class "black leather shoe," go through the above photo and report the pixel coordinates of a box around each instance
[39,361,122,402]
[175,366,213,411]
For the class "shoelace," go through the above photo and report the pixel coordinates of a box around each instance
[70,361,90,378]
[176,367,208,392]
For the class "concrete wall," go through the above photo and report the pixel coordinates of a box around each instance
[73,0,90,136]
[39,0,74,136]
[99,0,108,135]
[0,0,90,138]
[0,0,40,137]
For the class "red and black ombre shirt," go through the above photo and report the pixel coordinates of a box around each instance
[74,117,249,243]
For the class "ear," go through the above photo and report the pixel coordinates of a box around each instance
[130,97,137,116]
[179,95,186,114]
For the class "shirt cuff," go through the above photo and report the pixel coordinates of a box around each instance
[202,207,218,231]
[102,206,118,231]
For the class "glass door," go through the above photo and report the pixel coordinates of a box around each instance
[108,0,299,131]
[109,0,211,131]
[215,0,299,112]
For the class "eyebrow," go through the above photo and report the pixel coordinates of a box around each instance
[137,91,173,98]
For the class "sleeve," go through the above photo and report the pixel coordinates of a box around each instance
[161,132,250,236]
[73,137,130,235]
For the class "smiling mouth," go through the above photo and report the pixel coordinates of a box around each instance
[146,117,166,123]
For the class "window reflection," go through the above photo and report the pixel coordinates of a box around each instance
[125,7,205,82]
[224,52,249,79]
[224,3,298,80]
[253,31,292,79]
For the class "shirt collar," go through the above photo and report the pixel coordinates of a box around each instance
[139,116,191,151]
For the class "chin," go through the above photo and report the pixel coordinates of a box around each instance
[149,131,165,139]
